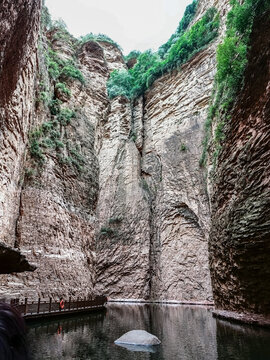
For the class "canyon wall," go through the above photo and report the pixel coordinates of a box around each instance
[0,0,41,276]
[0,0,41,248]
[0,0,227,302]
[209,7,270,315]
[95,0,229,302]
[95,44,217,301]
[4,0,269,317]
[0,31,126,298]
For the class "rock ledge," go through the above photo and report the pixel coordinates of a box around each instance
[213,310,270,328]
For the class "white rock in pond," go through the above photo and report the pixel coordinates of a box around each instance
[114,330,161,346]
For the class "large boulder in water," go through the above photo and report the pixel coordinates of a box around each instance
[114,330,161,346]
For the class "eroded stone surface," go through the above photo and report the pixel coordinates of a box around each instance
[141,47,216,302]
[0,33,107,299]
[94,0,230,303]
[0,0,41,248]
[95,96,151,299]
[0,0,233,305]
[209,9,270,315]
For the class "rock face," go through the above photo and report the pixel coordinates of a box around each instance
[0,0,41,247]
[141,49,215,302]
[95,96,151,299]
[0,35,113,298]
[94,50,216,301]
[0,0,41,291]
[0,0,223,302]
[3,0,262,311]
[94,0,229,303]
[209,8,270,315]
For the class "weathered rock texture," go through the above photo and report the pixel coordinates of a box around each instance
[95,0,229,302]
[0,0,244,307]
[0,0,218,301]
[94,49,217,301]
[209,9,270,315]
[141,49,215,302]
[95,95,151,299]
[0,34,114,298]
[0,0,41,281]
[0,0,41,247]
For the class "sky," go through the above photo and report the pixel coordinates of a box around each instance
[45,0,192,55]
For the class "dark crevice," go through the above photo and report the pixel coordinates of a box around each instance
[0,1,40,108]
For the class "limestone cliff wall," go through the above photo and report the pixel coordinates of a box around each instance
[95,44,217,301]
[95,95,151,298]
[93,0,228,303]
[209,8,270,315]
[0,0,41,248]
[95,0,229,302]
[142,49,215,302]
[0,0,231,304]
[0,36,123,299]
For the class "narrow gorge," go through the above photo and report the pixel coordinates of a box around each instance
[0,0,269,326]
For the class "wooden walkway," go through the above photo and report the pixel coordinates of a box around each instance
[10,296,107,321]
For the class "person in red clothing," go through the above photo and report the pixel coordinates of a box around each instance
[59,297,64,310]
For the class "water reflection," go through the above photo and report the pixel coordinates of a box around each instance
[27,304,270,360]
[216,319,270,360]
[115,344,158,353]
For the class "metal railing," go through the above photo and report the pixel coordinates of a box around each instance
[10,296,107,317]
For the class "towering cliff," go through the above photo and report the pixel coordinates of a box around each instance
[95,0,229,302]
[0,0,218,301]
[209,5,270,316]
[0,0,41,275]
[95,46,216,301]
[0,26,126,298]
[0,0,40,246]
[0,0,224,302]
[0,0,269,321]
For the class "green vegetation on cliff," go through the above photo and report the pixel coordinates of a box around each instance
[80,33,122,50]
[158,0,198,59]
[124,50,141,63]
[29,108,76,164]
[201,0,270,166]
[107,6,219,100]
[41,5,84,84]
[29,5,86,173]
[46,46,85,84]
[55,82,71,97]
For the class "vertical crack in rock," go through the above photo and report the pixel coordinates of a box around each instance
[14,189,24,249]
[0,0,40,107]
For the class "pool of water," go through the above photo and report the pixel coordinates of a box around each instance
[27,303,270,360]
